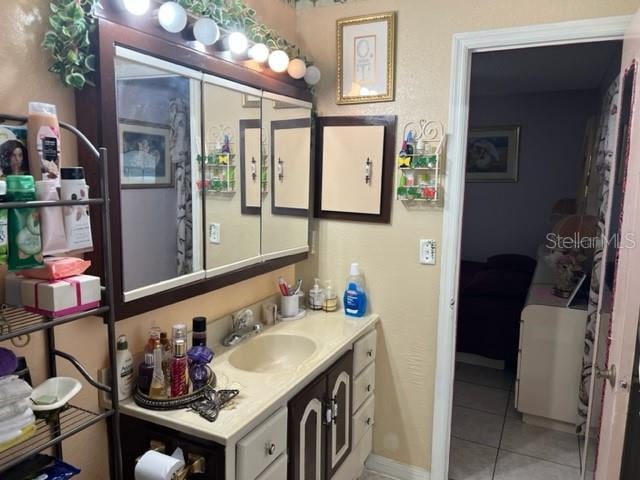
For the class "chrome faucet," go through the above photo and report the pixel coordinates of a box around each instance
[222,308,263,347]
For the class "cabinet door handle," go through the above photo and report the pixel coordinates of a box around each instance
[367,348,374,357]
[366,384,372,392]
[251,156,257,181]
[331,398,339,423]
[266,443,276,456]
[324,403,333,425]
[365,157,372,184]
[278,157,284,181]
[366,417,373,426]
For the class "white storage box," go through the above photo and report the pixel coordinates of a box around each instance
[21,275,100,317]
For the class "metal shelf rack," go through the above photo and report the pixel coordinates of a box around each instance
[0,114,121,479]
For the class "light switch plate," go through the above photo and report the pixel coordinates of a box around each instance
[420,239,436,265]
[209,223,221,244]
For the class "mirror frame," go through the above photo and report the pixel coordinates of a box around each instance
[239,119,263,216]
[76,7,313,320]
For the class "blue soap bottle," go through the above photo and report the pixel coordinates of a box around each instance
[344,263,367,317]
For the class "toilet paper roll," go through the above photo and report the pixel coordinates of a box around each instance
[135,450,185,480]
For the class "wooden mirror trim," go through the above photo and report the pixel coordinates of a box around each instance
[76,18,310,320]
[314,115,397,224]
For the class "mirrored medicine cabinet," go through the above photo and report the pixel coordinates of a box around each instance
[77,13,313,319]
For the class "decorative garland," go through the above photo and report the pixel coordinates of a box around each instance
[42,0,310,90]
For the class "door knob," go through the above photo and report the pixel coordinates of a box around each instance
[595,364,617,388]
[266,443,276,455]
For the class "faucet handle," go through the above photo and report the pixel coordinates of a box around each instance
[233,309,254,330]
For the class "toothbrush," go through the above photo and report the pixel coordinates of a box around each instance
[293,279,303,295]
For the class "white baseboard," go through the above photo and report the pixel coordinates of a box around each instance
[365,454,430,480]
[456,352,505,370]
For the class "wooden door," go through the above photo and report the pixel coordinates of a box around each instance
[320,125,385,215]
[271,119,311,215]
[326,350,353,478]
[596,10,640,479]
[288,375,327,480]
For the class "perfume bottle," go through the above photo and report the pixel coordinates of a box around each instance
[170,339,188,397]
[149,340,166,399]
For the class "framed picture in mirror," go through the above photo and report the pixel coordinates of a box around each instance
[239,119,262,215]
[119,121,173,188]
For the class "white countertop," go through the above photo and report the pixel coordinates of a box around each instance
[119,310,379,444]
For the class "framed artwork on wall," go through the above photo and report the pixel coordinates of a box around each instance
[119,121,173,188]
[336,12,396,105]
[466,126,520,182]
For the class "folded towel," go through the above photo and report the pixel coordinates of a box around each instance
[0,378,32,408]
[0,408,34,433]
[0,398,30,422]
[0,421,36,453]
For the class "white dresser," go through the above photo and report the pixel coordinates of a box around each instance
[515,251,587,432]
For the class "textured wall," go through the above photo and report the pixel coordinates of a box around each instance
[462,90,600,262]
[295,0,639,471]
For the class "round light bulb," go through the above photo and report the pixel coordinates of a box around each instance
[122,0,150,15]
[228,32,249,55]
[287,58,307,80]
[304,65,321,86]
[193,18,220,46]
[248,43,269,63]
[268,50,290,73]
[158,2,188,34]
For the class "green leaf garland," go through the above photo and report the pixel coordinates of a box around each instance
[43,0,310,89]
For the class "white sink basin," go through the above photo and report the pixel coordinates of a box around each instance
[228,334,317,373]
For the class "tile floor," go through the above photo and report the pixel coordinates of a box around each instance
[449,362,583,480]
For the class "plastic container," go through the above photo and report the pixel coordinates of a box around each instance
[343,263,367,317]
[323,280,338,312]
[27,102,61,185]
[30,377,82,412]
[116,335,134,401]
[36,179,66,255]
[308,278,325,311]
[6,175,42,271]
[192,316,207,347]
[60,167,93,252]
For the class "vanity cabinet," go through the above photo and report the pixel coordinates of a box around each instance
[288,350,353,480]
[120,414,226,479]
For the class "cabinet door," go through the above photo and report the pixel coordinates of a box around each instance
[326,350,353,478]
[288,375,327,480]
[240,119,262,215]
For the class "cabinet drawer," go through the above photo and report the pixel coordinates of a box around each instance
[237,407,288,480]
[353,330,376,375]
[255,453,287,480]
[353,363,375,412]
[352,396,375,447]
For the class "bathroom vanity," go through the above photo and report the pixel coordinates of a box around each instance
[119,310,379,479]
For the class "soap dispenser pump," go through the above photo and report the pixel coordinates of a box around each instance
[344,263,367,317]
[309,278,325,311]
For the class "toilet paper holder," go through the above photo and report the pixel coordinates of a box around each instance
[136,440,206,479]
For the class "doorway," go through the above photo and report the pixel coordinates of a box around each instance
[430,16,632,480]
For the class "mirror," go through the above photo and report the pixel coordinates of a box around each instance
[261,94,312,259]
[202,77,262,276]
[115,50,204,301]
[108,46,312,314]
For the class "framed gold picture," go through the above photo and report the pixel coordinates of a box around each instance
[336,12,396,105]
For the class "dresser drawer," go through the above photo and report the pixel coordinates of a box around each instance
[255,453,287,480]
[237,407,288,480]
[353,363,375,412]
[352,396,375,447]
[353,330,376,375]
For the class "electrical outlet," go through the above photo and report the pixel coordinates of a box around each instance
[420,239,436,265]
[209,223,221,244]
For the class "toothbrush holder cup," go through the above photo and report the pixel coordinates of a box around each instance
[280,295,299,318]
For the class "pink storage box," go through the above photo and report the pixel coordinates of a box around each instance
[21,275,101,318]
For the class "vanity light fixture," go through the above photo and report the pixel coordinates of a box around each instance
[228,32,249,55]
[304,65,321,85]
[248,43,270,63]
[268,50,290,73]
[287,58,307,80]
[158,1,188,33]
[193,18,220,46]
[122,0,150,15]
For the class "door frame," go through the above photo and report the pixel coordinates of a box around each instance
[431,15,632,480]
